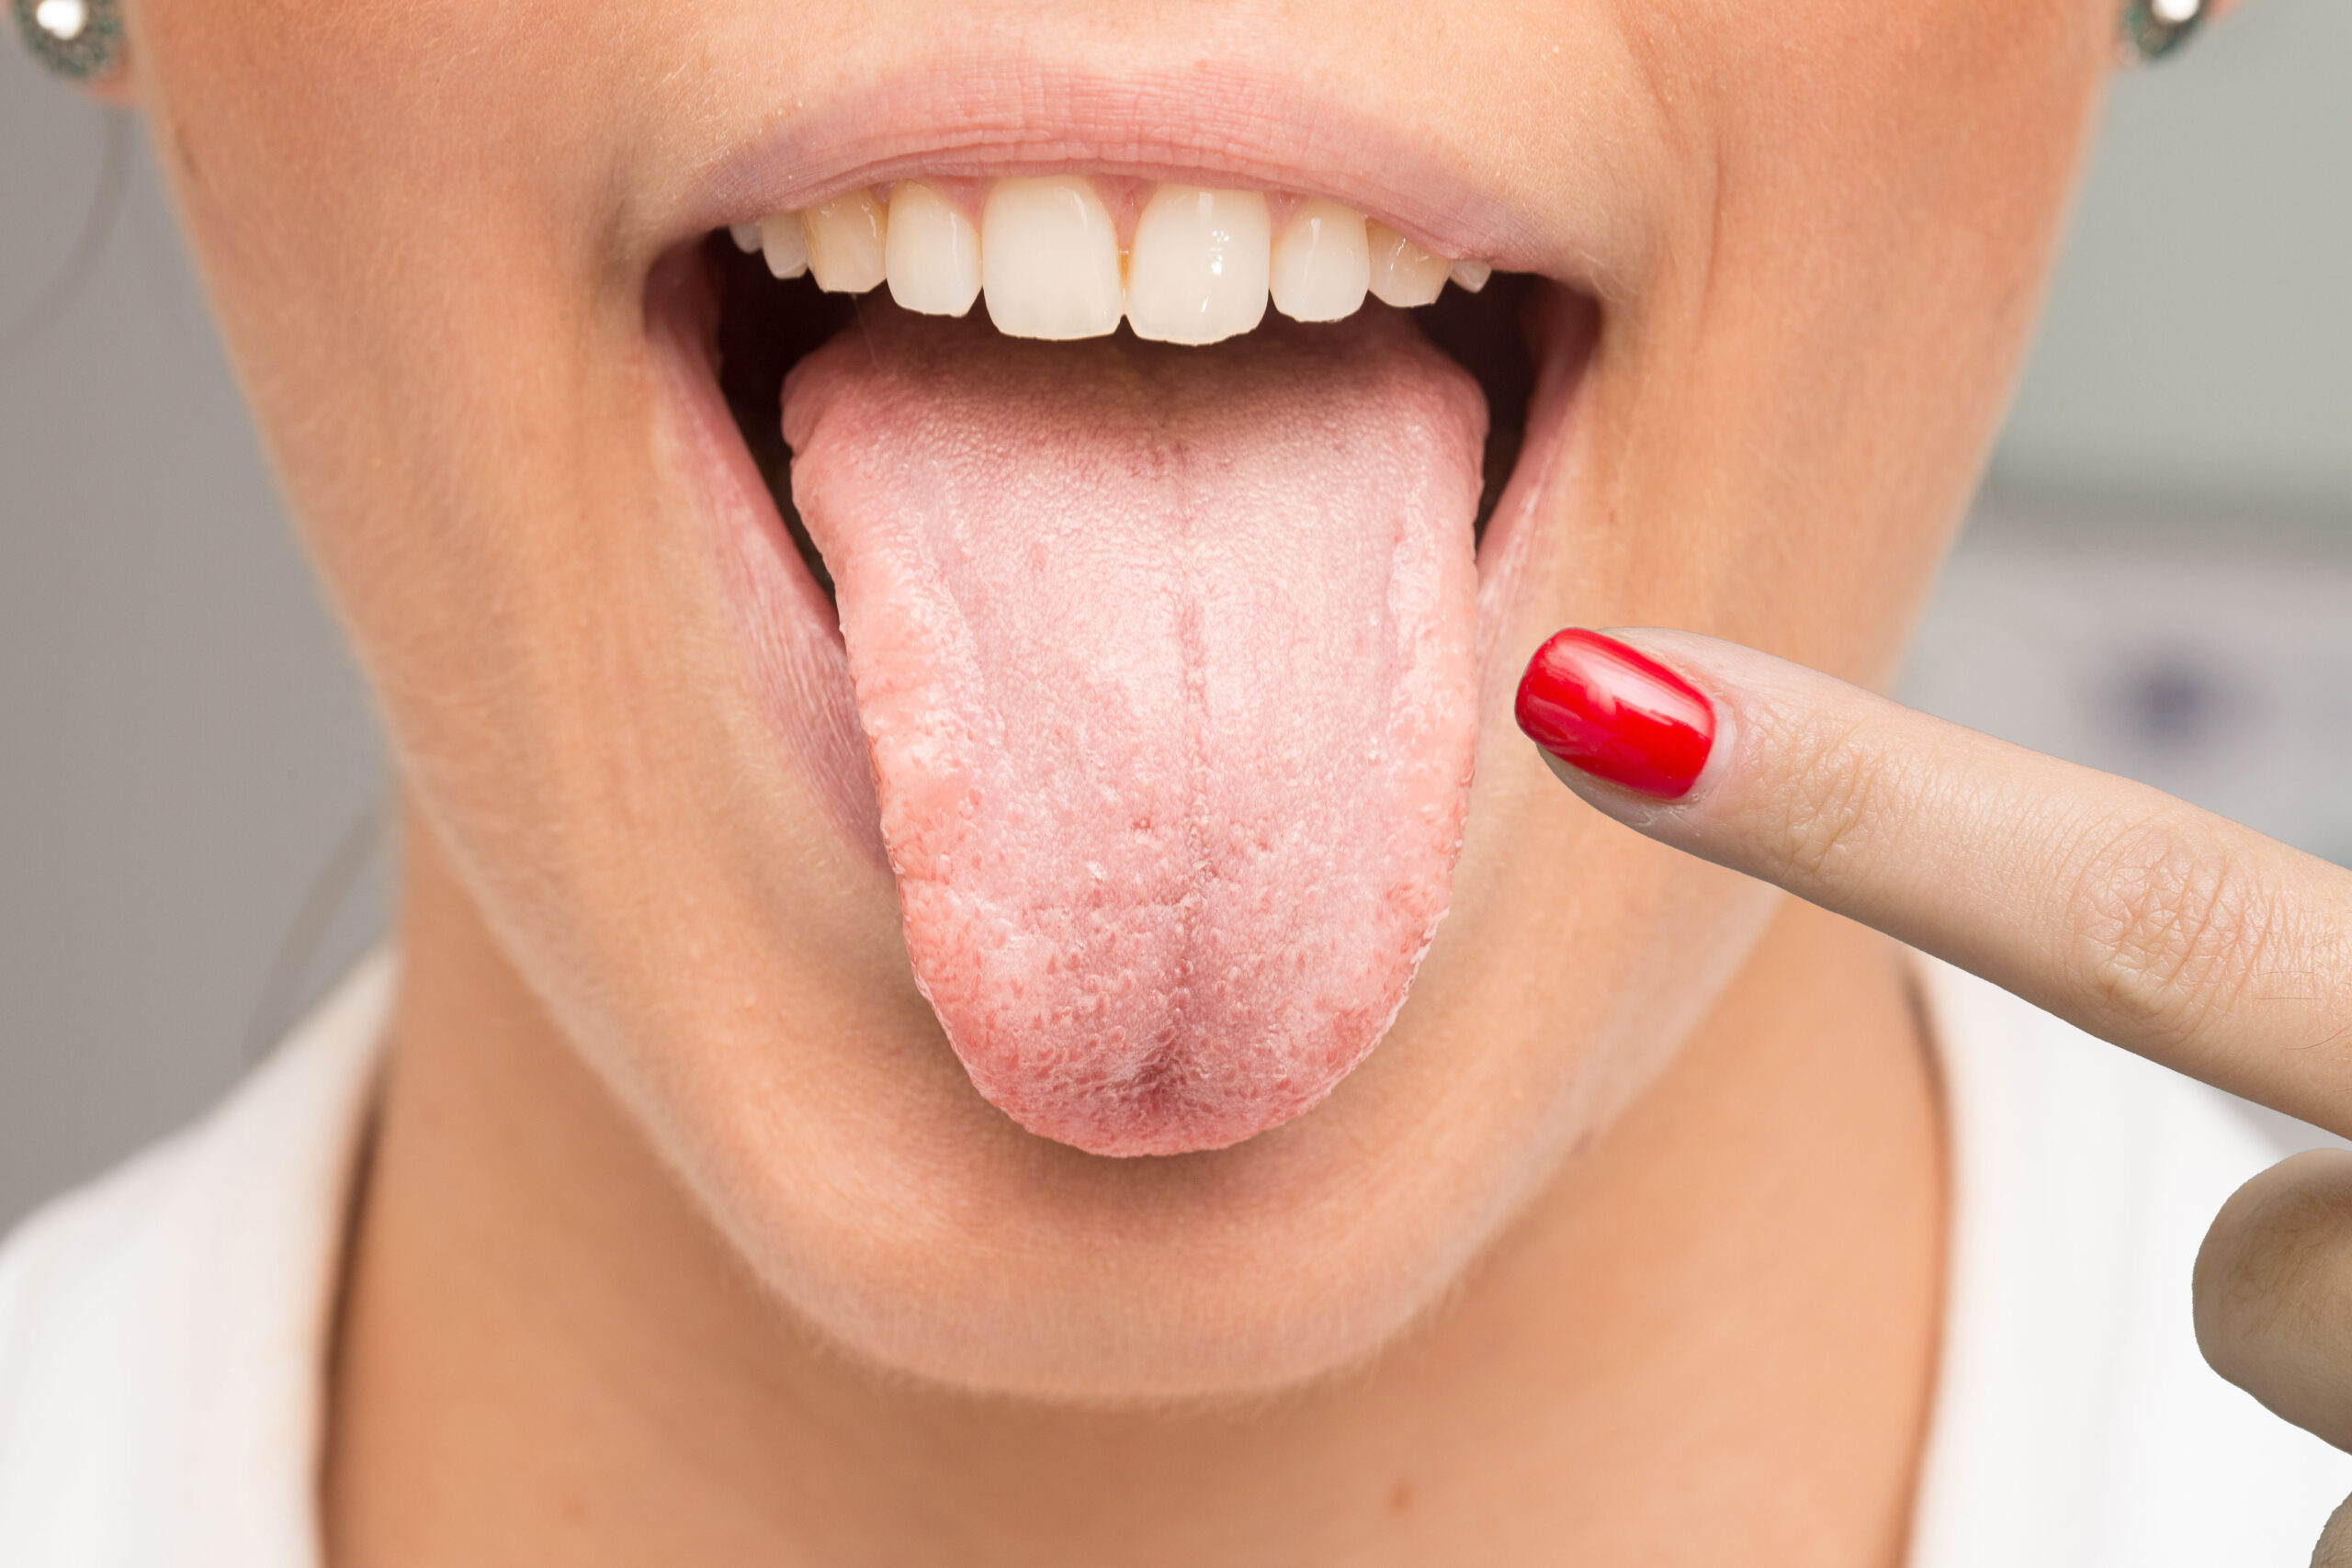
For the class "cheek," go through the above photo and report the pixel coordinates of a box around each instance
[134,2,661,728]
[1560,0,2109,687]
[137,0,645,356]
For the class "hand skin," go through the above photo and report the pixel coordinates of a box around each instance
[1529,627,2352,1561]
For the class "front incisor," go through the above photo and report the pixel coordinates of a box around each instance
[1126,186,1272,345]
[980,177,1124,341]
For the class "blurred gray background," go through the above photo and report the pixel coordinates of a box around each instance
[3,1,2348,1231]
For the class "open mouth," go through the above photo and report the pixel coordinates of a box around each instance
[660,175,1594,1158]
[709,186,1547,596]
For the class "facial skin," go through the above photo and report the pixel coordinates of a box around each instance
[113,0,2120,1559]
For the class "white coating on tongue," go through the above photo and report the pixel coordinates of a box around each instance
[783,302,1483,1156]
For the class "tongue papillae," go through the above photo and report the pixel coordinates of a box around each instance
[782,300,1485,1156]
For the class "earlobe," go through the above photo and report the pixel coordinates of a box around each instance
[83,66,136,108]
[13,0,134,103]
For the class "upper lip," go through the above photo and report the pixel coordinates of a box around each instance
[662,57,1605,294]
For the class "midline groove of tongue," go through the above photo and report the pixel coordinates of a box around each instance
[782,301,1484,1156]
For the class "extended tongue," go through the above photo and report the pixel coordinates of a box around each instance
[783,300,1484,1156]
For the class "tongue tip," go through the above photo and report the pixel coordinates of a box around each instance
[934,893,1457,1160]
[958,1017,1383,1159]
[992,1086,1329,1160]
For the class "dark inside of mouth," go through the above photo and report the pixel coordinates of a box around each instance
[705,233,1540,601]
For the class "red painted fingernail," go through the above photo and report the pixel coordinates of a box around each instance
[1515,629,1715,800]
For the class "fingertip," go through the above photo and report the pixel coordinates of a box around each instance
[1513,627,1717,802]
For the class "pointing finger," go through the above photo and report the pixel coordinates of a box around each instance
[1516,627,2352,1135]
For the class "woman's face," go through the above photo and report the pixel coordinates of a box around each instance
[136,0,2107,1397]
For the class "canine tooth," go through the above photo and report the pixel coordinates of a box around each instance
[805,191,888,294]
[1449,258,1493,294]
[1367,221,1449,308]
[729,223,763,254]
[759,213,808,280]
[1125,186,1271,345]
[1270,198,1371,322]
[981,177,1123,341]
[885,183,982,317]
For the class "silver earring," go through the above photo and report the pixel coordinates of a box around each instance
[12,0,122,82]
[2121,0,2205,62]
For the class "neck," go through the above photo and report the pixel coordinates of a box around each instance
[323,829,1944,1567]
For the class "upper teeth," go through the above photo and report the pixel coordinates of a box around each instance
[803,191,889,295]
[1269,198,1372,323]
[980,177,1126,341]
[1366,220,1451,309]
[1126,186,1272,346]
[737,178,1487,344]
[885,182,982,318]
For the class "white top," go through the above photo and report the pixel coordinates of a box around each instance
[0,953,2344,1563]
